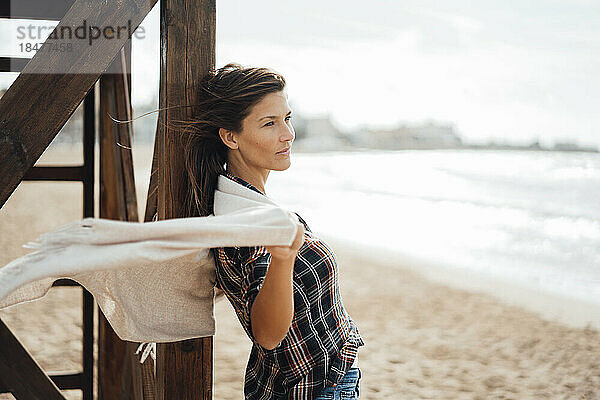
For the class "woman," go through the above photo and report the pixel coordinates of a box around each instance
[181,63,364,399]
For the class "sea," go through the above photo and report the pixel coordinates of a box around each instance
[266,149,600,315]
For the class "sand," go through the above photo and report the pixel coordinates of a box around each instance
[1,145,599,399]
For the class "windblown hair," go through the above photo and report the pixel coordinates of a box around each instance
[175,63,286,217]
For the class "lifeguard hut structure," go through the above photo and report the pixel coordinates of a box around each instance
[0,0,215,398]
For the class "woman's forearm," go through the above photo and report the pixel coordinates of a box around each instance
[250,255,295,350]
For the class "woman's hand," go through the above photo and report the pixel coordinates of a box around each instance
[265,222,305,263]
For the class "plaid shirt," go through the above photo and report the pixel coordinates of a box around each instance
[214,172,365,399]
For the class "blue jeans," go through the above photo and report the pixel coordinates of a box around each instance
[315,367,362,399]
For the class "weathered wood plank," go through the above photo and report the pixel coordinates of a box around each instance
[0,319,66,400]
[138,350,157,400]
[0,0,157,210]
[98,41,157,400]
[98,41,144,400]
[98,313,131,400]
[157,338,214,400]
[100,69,128,222]
[155,0,215,399]
[113,48,139,222]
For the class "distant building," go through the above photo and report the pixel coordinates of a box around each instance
[527,140,543,150]
[292,114,352,152]
[364,120,462,150]
[552,141,598,152]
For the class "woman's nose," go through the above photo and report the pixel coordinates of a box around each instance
[281,124,295,142]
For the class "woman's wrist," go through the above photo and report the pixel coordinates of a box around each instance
[270,253,297,265]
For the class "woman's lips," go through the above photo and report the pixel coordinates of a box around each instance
[276,147,291,155]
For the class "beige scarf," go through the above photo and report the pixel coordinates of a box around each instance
[0,175,297,345]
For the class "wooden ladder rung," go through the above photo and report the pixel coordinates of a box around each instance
[0,57,30,73]
[49,371,85,391]
[0,371,87,392]
[22,166,85,181]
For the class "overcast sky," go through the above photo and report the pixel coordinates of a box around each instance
[1,0,599,146]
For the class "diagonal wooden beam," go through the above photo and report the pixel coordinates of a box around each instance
[0,319,66,400]
[0,0,157,210]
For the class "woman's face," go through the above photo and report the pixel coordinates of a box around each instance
[225,90,295,174]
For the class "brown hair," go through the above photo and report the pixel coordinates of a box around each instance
[171,63,286,217]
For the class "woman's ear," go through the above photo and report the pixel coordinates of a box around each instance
[218,128,239,150]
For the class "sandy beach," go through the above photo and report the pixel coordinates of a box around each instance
[1,146,599,399]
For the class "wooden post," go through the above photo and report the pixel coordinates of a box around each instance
[98,42,135,400]
[155,0,215,399]
[98,42,156,400]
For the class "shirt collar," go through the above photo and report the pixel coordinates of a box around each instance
[223,171,265,196]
